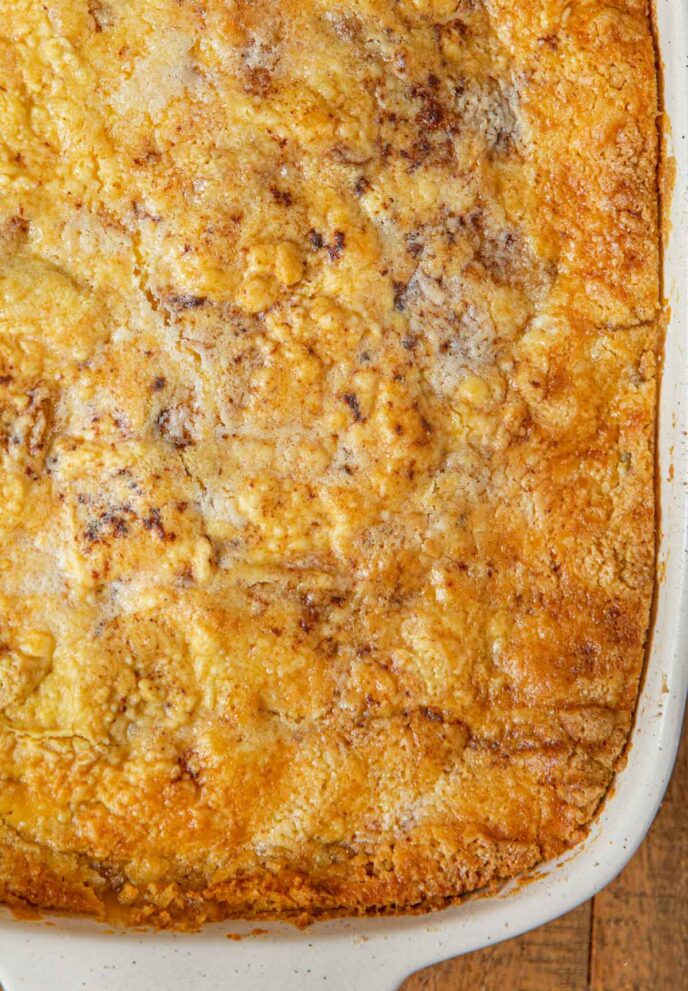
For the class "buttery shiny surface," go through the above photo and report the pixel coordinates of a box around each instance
[0,0,659,925]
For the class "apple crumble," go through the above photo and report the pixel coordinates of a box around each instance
[0,0,659,925]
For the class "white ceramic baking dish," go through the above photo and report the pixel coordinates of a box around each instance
[0,3,686,988]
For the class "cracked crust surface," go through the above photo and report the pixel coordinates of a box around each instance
[0,0,659,926]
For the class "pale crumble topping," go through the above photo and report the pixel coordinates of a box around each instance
[0,0,659,926]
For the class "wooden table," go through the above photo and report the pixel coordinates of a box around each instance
[402,720,687,991]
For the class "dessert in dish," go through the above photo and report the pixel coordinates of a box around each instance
[0,0,659,926]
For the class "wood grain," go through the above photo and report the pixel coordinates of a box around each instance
[402,721,687,991]
[402,901,592,991]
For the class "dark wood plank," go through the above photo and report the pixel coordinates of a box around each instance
[401,900,592,991]
[589,722,687,991]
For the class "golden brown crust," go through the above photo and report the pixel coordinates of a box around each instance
[0,0,659,927]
